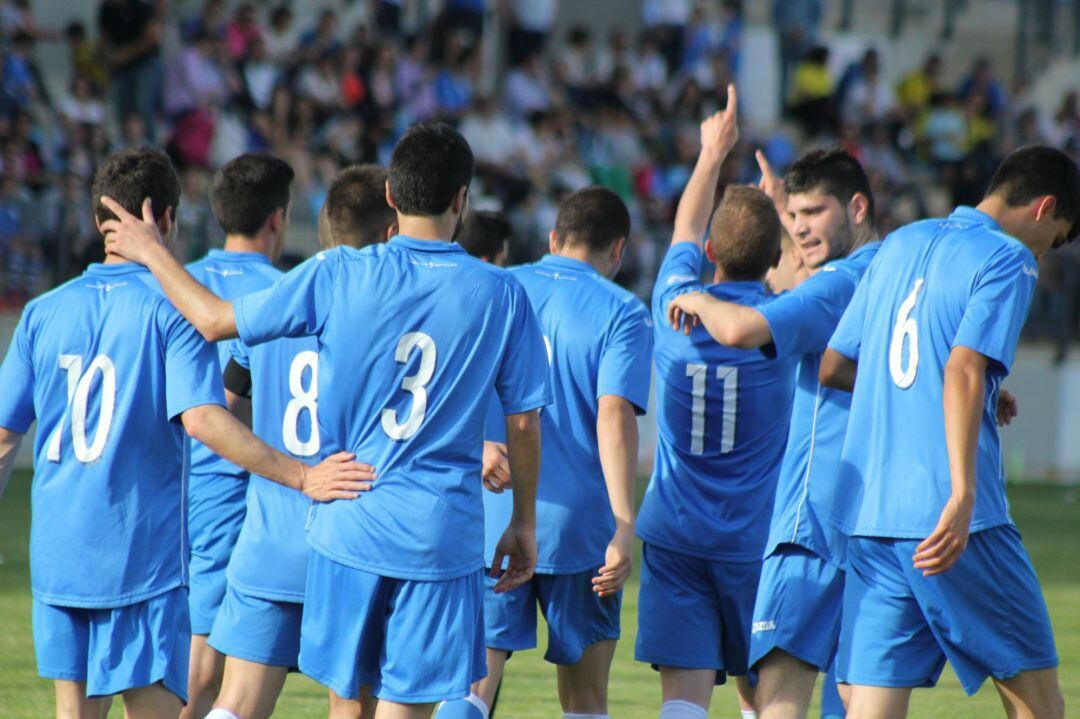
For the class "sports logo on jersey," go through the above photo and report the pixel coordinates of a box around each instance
[411,259,459,269]
[206,267,245,278]
[665,273,696,285]
[752,620,776,634]
[536,270,577,281]
[1021,264,1039,279]
[86,281,128,293]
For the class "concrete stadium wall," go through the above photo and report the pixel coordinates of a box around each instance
[0,311,1075,481]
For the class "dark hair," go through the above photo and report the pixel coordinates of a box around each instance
[209,154,295,236]
[92,147,180,225]
[785,147,876,223]
[986,145,1080,241]
[65,21,86,41]
[458,210,513,260]
[553,186,631,253]
[388,122,474,217]
[708,185,781,280]
[324,164,396,248]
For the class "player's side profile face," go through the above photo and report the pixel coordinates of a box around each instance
[787,191,852,269]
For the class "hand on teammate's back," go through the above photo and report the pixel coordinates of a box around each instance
[667,292,705,335]
[300,451,378,502]
[592,531,633,597]
[481,441,512,493]
[99,196,164,264]
[489,521,537,594]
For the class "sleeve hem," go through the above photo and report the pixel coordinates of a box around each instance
[167,397,227,425]
[501,393,552,416]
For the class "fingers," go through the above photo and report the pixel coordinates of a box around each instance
[591,563,631,596]
[99,195,132,220]
[493,564,533,593]
[756,149,775,181]
[914,526,947,555]
[724,83,738,118]
[482,478,505,493]
[140,197,154,224]
[488,552,506,580]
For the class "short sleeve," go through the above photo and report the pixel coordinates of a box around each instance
[597,302,654,415]
[828,267,872,361]
[757,265,855,359]
[228,338,251,370]
[0,314,37,432]
[952,245,1037,376]
[494,278,551,415]
[162,308,226,421]
[652,243,704,317]
[483,391,507,443]
[234,251,337,347]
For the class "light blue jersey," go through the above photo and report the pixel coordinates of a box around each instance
[757,241,880,567]
[234,236,551,580]
[225,332,321,602]
[483,254,653,574]
[637,243,797,561]
[828,207,1037,538]
[0,263,225,607]
[186,249,281,479]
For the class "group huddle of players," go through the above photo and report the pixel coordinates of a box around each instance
[0,84,1075,719]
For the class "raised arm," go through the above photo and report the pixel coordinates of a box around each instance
[913,346,984,576]
[180,403,375,502]
[756,150,798,240]
[0,426,23,501]
[592,395,638,597]
[490,409,541,593]
[672,83,739,248]
[99,197,238,342]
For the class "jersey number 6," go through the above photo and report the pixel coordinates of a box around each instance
[889,279,924,389]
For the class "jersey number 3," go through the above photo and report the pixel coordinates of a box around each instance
[889,279,923,389]
[686,363,738,455]
[382,332,437,441]
[47,354,116,463]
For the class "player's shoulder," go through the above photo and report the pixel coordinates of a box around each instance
[20,274,92,326]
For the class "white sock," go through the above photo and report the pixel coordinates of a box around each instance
[205,710,241,719]
[659,700,707,719]
[742,711,758,719]
[466,693,491,719]
[564,714,610,719]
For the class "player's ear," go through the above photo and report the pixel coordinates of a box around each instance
[704,238,716,263]
[452,186,468,214]
[611,236,627,264]
[548,230,560,254]
[848,192,870,226]
[1033,195,1057,223]
[384,181,397,211]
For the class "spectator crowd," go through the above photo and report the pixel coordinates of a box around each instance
[0,0,1079,357]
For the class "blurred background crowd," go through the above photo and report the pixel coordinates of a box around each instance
[1,0,1080,357]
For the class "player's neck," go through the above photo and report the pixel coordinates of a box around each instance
[102,253,130,266]
[975,195,1040,254]
[552,246,610,276]
[395,216,457,243]
[223,234,274,260]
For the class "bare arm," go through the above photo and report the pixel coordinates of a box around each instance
[99,197,237,342]
[180,404,375,501]
[672,84,739,248]
[592,395,638,597]
[490,409,541,593]
[0,427,23,501]
[225,388,252,429]
[913,346,984,576]
[667,291,773,349]
[819,347,858,392]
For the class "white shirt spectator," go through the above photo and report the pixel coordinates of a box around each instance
[509,0,557,32]
[59,95,105,126]
[504,65,552,118]
[633,48,667,91]
[643,0,690,26]
[460,106,519,165]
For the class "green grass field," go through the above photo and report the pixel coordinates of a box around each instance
[1,471,1077,717]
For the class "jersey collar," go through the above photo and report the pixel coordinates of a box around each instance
[84,262,151,276]
[206,248,273,264]
[389,235,467,253]
[948,206,1004,232]
[539,254,599,276]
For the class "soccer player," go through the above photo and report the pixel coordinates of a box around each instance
[183,153,297,719]
[443,187,653,719]
[820,147,1077,719]
[456,210,512,267]
[635,86,798,719]
[0,147,372,719]
[100,122,550,719]
[206,164,397,719]
[668,145,880,719]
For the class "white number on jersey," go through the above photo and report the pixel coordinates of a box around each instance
[282,350,320,457]
[47,354,117,463]
[381,332,437,441]
[685,363,739,455]
[889,279,924,389]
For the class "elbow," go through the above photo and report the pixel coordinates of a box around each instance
[507,409,542,440]
[181,405,214,444]
[198,317,229,343]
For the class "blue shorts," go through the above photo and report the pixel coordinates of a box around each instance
[299,551,486,704]
[484,567,620,666]
[208,584,301,669]
[188,473,247,635]
[749,544,844,672]
[33,587,189,701]
[838,525,1058,695]
[634,544,759,683]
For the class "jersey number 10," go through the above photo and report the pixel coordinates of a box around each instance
[685,363,738,455]
[47,354,116,463]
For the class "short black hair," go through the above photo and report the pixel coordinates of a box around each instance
[324,164,396,248]
[553,186,631,253]
[785,147,876,224]
[209,154,295,236]
[708,185,781,281]
[458,210,513,260]
[388,122,474,216]
[986,145,1080,241]
[92,147,180,225]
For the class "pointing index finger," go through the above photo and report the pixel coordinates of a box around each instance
[99,195,133,221]
[725,83,738,118]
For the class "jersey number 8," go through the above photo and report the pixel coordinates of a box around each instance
[283,350,320,457]
[47,354,116,463]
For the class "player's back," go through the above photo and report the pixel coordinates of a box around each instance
[483,254,653,573]
[2,262,223,607]
[831,207,1037,539]
[639,243,796,561]
[235,237,549,581]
